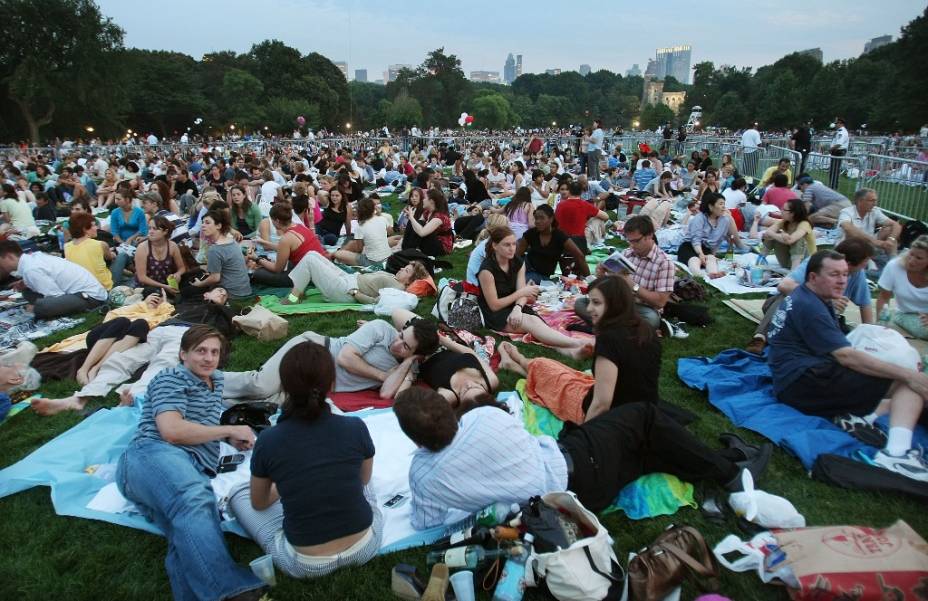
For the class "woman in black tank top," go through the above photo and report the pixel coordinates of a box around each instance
[418,338,498,408]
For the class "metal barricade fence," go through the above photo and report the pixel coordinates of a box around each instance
[858,154,928,221]
[803,151,864,200]
[760,146,803,183]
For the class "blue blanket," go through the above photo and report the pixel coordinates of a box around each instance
[677,349,928,469]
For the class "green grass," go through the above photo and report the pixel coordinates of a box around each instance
[1,196,926,601]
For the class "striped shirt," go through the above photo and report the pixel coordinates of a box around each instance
[135,366,225,474]
[623,244,675,294]
[408,407,568,530]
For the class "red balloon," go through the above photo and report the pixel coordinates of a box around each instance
[465,115,474,123]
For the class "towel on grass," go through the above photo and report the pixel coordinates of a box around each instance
[259,289,368,315]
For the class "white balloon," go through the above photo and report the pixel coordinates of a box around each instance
[458,118,466,126]
[460,112,467,119]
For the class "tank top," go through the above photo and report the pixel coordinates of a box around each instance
[419,351,491,392]
[288,223,327,266]
[319,205,345,235]
[146,242,177,285]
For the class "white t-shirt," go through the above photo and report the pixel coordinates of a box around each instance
[741,129,761,152]
[0,197,36,229]
[722,188,747,209]
[260,180,281,204]
[878,257,928,314]
[836,205,890,244]
[354,215,392,262]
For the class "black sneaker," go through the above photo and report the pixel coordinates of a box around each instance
[833,413,887,448]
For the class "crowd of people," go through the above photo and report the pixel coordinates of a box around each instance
[1,118,926,599]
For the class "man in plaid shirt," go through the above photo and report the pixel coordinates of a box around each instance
[618,216,675,328]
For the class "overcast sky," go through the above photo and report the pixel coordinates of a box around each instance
[97,0,925,81]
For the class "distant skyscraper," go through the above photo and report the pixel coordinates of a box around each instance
[387,64,413,82]
[644,59,658,78]
[503,53,516,84]
[864,35,892,53]
[625,64,642,77]
[516,55,523,78]
[545,68,561,76]
[354,69,368,83]
[654,45,692,84]
[579,64,591,76]
[796,48,823,63]
[334,61,348,79]
[470,71,501,83]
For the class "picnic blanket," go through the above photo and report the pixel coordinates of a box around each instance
[258,289,369,315]
[495,305,593,348]
[329,389,393,412]
[672,252,784,295]
[677,349,928,470]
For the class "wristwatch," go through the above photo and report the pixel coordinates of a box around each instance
[632,283,640,294]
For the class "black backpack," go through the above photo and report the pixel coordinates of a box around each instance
[899,219,928,249]
[386,249,452,277]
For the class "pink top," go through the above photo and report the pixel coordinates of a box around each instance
[763,186,798,210]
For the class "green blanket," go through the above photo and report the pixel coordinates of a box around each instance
[259,290,368,315]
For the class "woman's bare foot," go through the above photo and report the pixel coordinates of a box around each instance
[561,342,594,360]
[31,396,86,416]
[497,342,521,372]
[118,389,134,406]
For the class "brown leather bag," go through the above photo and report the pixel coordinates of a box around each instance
[627,525,719,601]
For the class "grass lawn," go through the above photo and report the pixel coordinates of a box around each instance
[1,194,926,601]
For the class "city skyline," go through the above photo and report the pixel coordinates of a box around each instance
[95,0,923,80]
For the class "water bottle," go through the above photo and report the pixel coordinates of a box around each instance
[425,545,513,569]
[56,227,65,251]
[475,502,520,528]
[491,534,534,601]
[750,257,765,286]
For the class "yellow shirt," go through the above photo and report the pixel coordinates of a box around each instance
[64,239,113,290]
[760,166,793,187]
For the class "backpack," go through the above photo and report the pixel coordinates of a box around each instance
[899,219,928,249]
[672,277,707,303]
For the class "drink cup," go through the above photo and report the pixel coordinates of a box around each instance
[249,554,276,586]
[450,570,475,601]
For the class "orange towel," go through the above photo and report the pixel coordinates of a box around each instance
[525,358,594,424]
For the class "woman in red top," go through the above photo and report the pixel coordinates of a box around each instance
[400,188,453,256]
[248,204,328,287]
[553,180,608,254]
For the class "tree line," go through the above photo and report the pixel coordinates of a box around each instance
[1,0,925,143]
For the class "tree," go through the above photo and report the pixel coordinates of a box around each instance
[122,49,207,137]
[640,103,675,130]
[711,91,748,129]
[471,93,517,130]
[263,97,320,133]
[385,94,423,129]
[0,0,125,142]
[221,68,265,131]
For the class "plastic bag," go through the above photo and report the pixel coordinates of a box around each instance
[847,323,920,371]
[712,531,799,587]
[372,288,418,316]
[727,470,806,529]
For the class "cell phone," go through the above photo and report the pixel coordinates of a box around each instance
[383,494,407,508]
[217,454,245,473]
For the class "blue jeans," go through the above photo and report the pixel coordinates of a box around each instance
[110,251,133,286]
[117,439,264,601]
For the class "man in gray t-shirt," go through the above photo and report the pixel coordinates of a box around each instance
[795,176,851,228]
[222,318,438,402]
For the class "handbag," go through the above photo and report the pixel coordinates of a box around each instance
[627,525,719,601]
[232,303,288,342]
[446,292,484,331]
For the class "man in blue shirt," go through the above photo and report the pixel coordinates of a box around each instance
[767,250,928,482]
[746,239,875,354]
[633,160,657,190]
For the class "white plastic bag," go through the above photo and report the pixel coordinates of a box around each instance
[373,288,418,316]
[847,323,920,371]
[712,531,799,587]
[727,470,806,529]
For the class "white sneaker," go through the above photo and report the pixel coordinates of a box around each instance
[859,449,928,483]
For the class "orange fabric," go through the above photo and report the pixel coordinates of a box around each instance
[524,358,594,424]
[406,276,437,297]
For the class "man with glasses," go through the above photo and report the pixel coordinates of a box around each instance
[836,188,901,260]
[221,317,439,403]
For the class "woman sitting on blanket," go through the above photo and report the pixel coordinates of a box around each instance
[678,192,744,279]
[229,341,383,579]
[248,204,328,288]
[478,226,592,359]
[517,204,589,283]
[497,275,660,424]
[390,308,500,406]
[757,197,816,269]
[332,197,393,267]
[876,235,928,340]
[280,251,429,305]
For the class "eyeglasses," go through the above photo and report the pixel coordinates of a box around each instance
[625,235,645,244]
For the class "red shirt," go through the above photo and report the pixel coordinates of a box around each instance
[288,223,328,265]
[763,187,797,210]
[555,197,599,237]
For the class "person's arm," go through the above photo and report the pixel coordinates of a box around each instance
[410,215,443,237]
[859,305,875,325]
[763,219,784,241]
[155,411,254,448]
[875,288,892,320]
[337,345,389,386]
[564,238,590,276]
[516,237,528,258]
[257,232,291,273]
[257,219,279,251]
[359,456,373,486]
[110,212,123,244]
[168,242,187,283]
[249,476,279,511]
[391,307,419,331]
[477,269,535,312]
[133,243,162,289]
[584,356,618,422]
[776,275,800,296]
[101,240,116,262]
[192,271,221,287]
[780,221,811,245]
[379,356,417,399]
[832,347,928,396]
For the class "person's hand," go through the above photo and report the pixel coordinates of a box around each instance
[520,284,540,299]
[11,280,25,292]
[697,252,707,266]
[832,296,850,314]
[919,313,928,328]
[508,305,524,328]
[226,425,256,451]
[622,273,636,289]
[0,365,25,391]
[144,293,163,308]
[246,258,258,270]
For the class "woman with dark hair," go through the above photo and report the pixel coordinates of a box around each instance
[463,168,492,207]
[695,169,721,203]
[115,326,266,600]
[333,197,392,266]
[135,216,186,293]
[153,179,180,215]
[494,187,534,240]
[400,188,453,256]
[193,209,252,297]
[395,187,424,235]
[506,161,526,193]
[248,203,329,288]
[760,197,816,268]
[478,226,592,358]
[498,276,660,423]
[761,171,798,210]
[229,184,262,237]
[229,341,382,579]
[317,188,350,245]
[64,212,115,289]
[517,204,589,283]
[678,192,741,278]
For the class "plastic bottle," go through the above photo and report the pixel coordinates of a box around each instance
[56,227,65,251]
[750,254,766,286]
[491,534,534,601]
[475,502,520,528]
[425,545,515,569]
